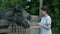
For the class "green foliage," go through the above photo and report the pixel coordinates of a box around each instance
[0,0,26,10]
[26,0,39,15]
[0,0,39,15]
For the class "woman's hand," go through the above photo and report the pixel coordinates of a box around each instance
[37,23,42,26]
[37,23,51,30]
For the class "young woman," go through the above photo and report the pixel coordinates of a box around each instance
[37,7,52,34]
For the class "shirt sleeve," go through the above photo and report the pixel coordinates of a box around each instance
[46,17,52,25]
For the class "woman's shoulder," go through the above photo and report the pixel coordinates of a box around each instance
[46,15,51,19]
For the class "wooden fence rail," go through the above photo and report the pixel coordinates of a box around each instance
[0,26,40,34]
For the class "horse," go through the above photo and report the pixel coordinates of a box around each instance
[0,5,31,29]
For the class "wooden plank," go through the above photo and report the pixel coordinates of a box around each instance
[0,26,25,33]
[0,26,40,33]
[0,29,11,33]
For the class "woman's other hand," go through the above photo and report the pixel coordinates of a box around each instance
[37,23,42,26]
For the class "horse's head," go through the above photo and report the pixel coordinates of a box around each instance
[13,5,31,29]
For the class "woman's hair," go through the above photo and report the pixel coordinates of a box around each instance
[41,7,50,14]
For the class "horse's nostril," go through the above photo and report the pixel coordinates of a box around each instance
[27,15,31,20]
[21,21,30,29]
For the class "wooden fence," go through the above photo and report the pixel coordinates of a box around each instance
[0,15,40,34]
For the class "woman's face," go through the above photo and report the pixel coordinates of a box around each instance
[40,10,46,16]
